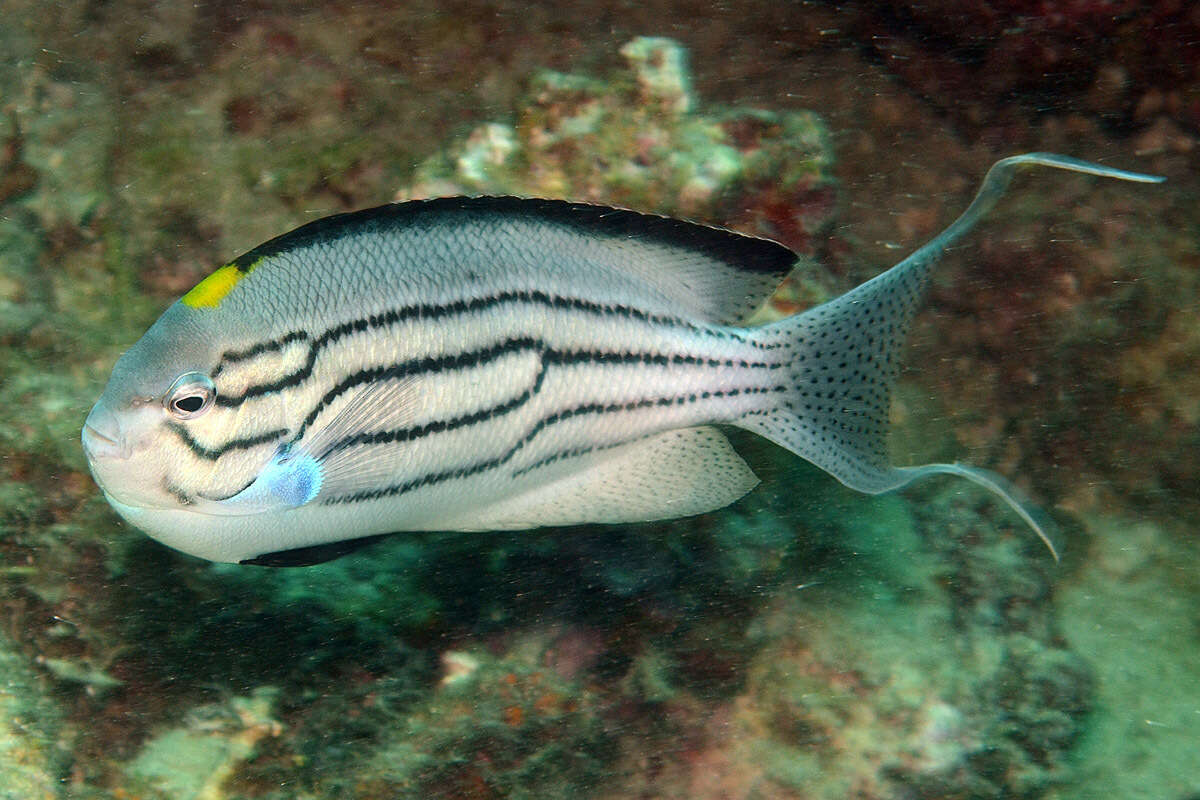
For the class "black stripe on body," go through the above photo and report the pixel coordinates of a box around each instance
[323,383,786,506]
[169,422,289,461]
[211,331,310,379]
[507,386,785,478]
[181,336,782,461]
[212,290,780,409]
[299,337,782,443]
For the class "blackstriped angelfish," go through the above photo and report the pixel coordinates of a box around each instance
[81,154,1161,566]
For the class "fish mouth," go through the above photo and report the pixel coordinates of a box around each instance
[82,402,129,462]
[82,423,128,461]
[82,423,118,447]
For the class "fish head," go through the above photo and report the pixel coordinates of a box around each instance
[82,301,288,522]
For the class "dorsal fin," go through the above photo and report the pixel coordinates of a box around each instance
[226,196,799,325]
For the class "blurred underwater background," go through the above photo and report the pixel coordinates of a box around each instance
[0,1,1197,798]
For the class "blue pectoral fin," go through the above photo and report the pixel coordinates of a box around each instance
[263,452,324,506]
[194,449,324,516]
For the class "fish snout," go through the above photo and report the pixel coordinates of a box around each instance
[82,402,128,461]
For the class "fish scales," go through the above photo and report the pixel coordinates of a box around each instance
[81,155,1163,565]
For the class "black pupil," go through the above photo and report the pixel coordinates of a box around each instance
[174,394,205,414]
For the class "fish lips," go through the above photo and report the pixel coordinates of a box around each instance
[81,402,129,463]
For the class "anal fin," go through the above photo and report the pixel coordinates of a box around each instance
[449,426,759,530]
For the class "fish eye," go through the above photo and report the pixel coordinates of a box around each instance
[164,372,216,420]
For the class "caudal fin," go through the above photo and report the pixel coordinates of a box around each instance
[740,154,1163,560]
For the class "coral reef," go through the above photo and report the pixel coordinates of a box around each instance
[401,36,836,256]
[124,688,282,800]
[594,487,1091,800]
[361,644,615,799]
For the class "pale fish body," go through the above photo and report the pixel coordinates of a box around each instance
[81,154,1162,565]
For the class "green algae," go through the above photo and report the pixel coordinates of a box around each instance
[1058,514,1200,800]
[0,631,64,800]
[209,535,445,639]
[0,212,46,339]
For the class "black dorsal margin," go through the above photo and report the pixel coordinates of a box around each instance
[229,196,797,280]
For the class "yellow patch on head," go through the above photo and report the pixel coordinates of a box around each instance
[181,260,260,309]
